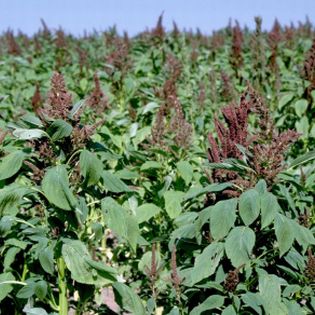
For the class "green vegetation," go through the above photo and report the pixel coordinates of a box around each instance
[1,16,315,314]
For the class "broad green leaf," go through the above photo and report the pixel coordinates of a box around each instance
[283,284,301,298]
[102,197,139,252]
[210,198,237,240]
[124,78,135,97]
[190,295,225,315]
[164,191,184,219]
[142,102,159,115]
[47,119,72,140]
[42,165,77,210]
[294,99,308,117]
[277,184,296,213]
[225,226,255,267]
[140,161,164,171]
[129,122,138,138]
[295,116,309,140]
[34,281,47,301]
[278,93,294,110]
[0,272,15,301]
[101,171,133,193]
[291,220,315,253]
[184,183,232,200]
[39,247,54,275]
[135,203,161,223]
[13,128,48,140]
[242,292,264,315]
[255,179,267,196]
[0,150,25,180]
[275,213,294,257]
[260,192,279,228]
[17,282,36,299]
[68,99,87,119]
[0,186,29,217]
[222,305,237,315]
[191,243,224,285]
[23,305,48,315]
[177,161,193,185]
[80,78,88,91]
[259,274,287,315]
[62,240,116,285]
[20,115,43,128]
[289,150,315,168]
[5,239,28,249]
[239,190,260,226]
[4,247,20,269]
[112,282,146,315]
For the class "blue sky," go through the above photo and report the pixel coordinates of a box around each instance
[1,0,314,37]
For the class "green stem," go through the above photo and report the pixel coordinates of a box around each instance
[57,257,68,315]
[66,149,83,166]
[21,264,28,281]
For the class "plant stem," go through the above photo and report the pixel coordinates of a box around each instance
[57,257,68,315]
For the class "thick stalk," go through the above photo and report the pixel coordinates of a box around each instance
[57,257,68,315]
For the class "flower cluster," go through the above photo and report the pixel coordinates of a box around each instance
[87,71,109,119]
[206,82,301,197]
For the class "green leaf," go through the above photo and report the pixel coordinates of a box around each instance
[123,78,135,97]
[142,102,159,115]
[184,183,232,200]
[68,99,87,119]
[140,161,164,171]
[222,305,236,315]
[112,282,146,315]
[239,190,260,226]
[242,292,264,315]
[190,295,225,315]
[13,128,48,140]
[177,161,193,185]
[47,119,72,141]
[294,99,308,118]
[4,247,20,269]
[0,150,25,180]
[17,282,36,299]
[295,116,309,140]
[62,240,116,286]
[210,198,237,240]
[80,78,88,92]
[135,203,161,223]
[260,192,279,229]
[191,243,224,285]
[164,191,184,219]
[23,305,48,315]
[79,150,103,187]
[0,272,15,301]
[225,226,255,267]
[113,71,121,82]
[259,274,288,315]
[289,150,315,168]
[0,186,29,217]
[34,281,47,301]
[102,197,139,252]
[20,115,43,128]
[291,220,315,253]
[255,179,267,196]
[42,165,77,210]
[101,171,133,193]
[278,93,294,110]
[39,247,54,275]
[275,213,294,257]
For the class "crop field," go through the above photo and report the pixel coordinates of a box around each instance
[1,16,315,315]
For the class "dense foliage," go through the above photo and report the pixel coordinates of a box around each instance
[1,16,315,315]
